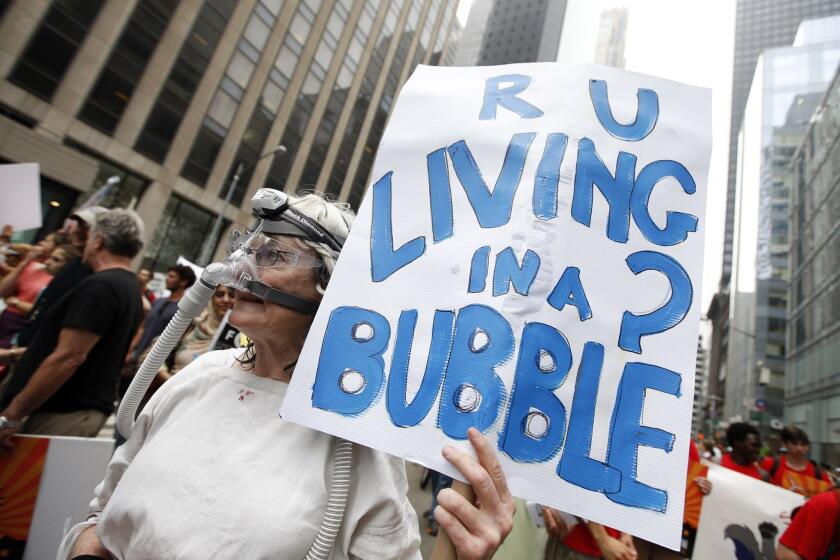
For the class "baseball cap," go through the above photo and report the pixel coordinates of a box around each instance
[71,206,108,225]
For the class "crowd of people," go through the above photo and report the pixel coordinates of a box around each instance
[1,195,839,559]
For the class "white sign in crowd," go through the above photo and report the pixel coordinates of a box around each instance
[283,62,712,548]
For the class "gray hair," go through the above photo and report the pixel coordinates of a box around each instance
[92,208,145,258]
[286,192,354,295]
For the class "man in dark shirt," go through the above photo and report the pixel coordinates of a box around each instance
[15,206,106,347]
[126,264,195,362]
[0,209,145,444]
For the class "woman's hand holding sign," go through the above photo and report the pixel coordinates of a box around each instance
[434,427,515,560]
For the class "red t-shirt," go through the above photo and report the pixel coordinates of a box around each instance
[721,453,763,479]
[563,523,621,557]
[779,490,840,560]
[760,455,832,486]
[689,440,701,464]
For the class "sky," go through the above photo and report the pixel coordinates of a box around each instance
[456,0,737,313]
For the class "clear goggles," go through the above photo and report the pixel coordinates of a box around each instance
[226,230,323,270]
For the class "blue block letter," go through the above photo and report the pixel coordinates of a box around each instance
[492,247,541,297]
[371,171,426,282]
[589,79,659,141]
[480,74,544,120]
[438,305,514,439]
[606,362,680,511]
[428,147,454,243]
[572,138,636,243]
[387,309,456,427]
[533,133,569,220]
[448,133,536,228]
[557,342,621,493]
[499,323,572,462]
[313,306,390,415]
[631,160,698,246]
[618,251,693,354]
[469,246,491,293]
[546,267,592,321]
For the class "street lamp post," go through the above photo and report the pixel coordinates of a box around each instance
[197,145,286,265]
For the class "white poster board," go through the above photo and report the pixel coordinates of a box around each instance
[283,63,712,548]
[0,163,42,232]
[693,463,804,559]
[23,436,113,560]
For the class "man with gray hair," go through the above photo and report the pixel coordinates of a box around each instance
[0,209,145,445]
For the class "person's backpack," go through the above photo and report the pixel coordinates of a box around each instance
[770,457,823,481]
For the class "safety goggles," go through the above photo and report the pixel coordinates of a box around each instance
[227,230,322,270]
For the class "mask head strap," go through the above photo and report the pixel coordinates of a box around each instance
[245,280,319,315]
[252,189,345,253]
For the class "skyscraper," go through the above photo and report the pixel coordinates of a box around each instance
[722,0,840,285]
[786,62,840,463]
[725,15,840,439]
[455,0,568,66]
[0,0,459,270]
[707,0,840,434]
[594,7,628,69]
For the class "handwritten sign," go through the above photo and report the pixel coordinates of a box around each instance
[283,63,711,548]
[693,464,803,559]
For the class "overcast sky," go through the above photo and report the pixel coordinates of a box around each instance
[456,0,737,312]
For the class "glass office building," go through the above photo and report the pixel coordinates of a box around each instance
[0,0,459,268]
[726,15,840,439]
[786,60,840,463]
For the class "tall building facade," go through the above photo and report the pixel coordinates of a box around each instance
[708,0,840,433]
[454,0,567,66]
[726,16,840,438]
[593,7,627,69]
[786,63,840,463]
[0,0,459,270]
[722,0,840,285]
[692,336,708,435]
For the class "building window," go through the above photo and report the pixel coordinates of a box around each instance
[142,195,227,272]
[78,0,177,135]
[9,0,106,100]
[134,0,237,162]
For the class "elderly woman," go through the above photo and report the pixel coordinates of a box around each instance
[61,193,514,560]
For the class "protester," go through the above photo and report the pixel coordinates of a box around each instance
[15,206,107,348]
[543,516,637,560]
[776,488,840,560]
[125,264,196,365]
[0,234,57,348]
[136,267,156,313]
[721,422,767,480]
[702,440,722,464]
[760,427,831,492]
[58,192,515,560]
[162,285,235,377]
[0,209,144,438]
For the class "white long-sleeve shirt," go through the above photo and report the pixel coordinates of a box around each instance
[58,349,421,559]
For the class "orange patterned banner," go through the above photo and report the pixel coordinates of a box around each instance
[684,461,708,528]
[780,470,831,498]
[0,436,50,542]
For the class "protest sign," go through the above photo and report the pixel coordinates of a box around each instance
[693,463,804,559]
[283,62,712,548]
[0,435,112,560]
[0,163,42,232]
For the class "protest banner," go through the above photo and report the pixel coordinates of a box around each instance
[283,62,712,548]
[693,463,804,559]
[0,435,112,560]
[0,163,42,232]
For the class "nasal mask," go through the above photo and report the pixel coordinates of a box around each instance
[220,189,346,315]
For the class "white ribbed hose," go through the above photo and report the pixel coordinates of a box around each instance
[116,265,224,438]
[305,439,354,560]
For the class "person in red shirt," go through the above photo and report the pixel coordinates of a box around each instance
[761,427,832,490]
[721,422,768,480]
[777,489,840,560]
